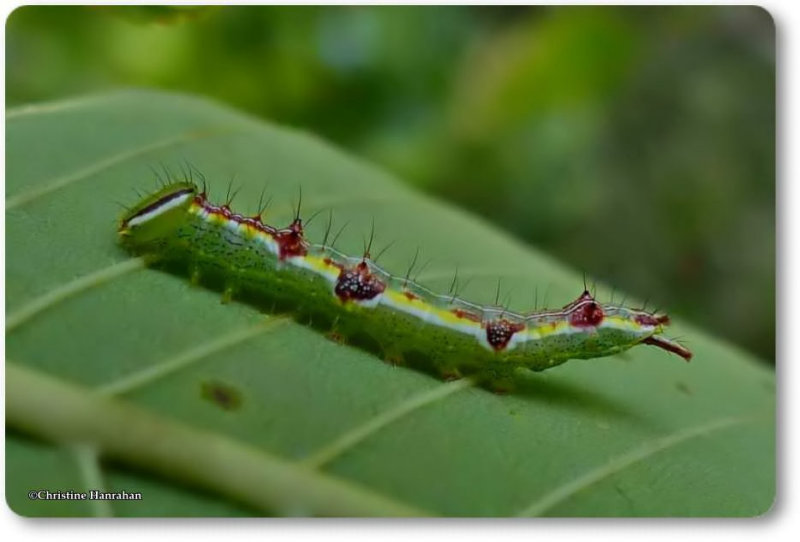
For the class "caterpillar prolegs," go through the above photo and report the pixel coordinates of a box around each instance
[118,179,691,390]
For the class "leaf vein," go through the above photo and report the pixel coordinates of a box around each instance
[6,257,149,333]
[301,377,476,469]
[7,362,427,517]
[6,125,240,209]
[70,444,113,517]
[515,416,751,517]
[6,94,121,120]
[97,318,289,396]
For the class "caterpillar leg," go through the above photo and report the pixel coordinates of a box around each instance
[189,266,202,287]
[439,367,464,382]
[324,315,347,345]
[476,367,517,394]
[221,284,236,304]
[326,330,347,345]
[382,348,406,367]
[487,378,515,395]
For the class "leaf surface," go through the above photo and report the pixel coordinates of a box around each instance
[5,90,775,516]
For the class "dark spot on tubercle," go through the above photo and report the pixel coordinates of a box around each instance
[274,218,308,259]
[334,261,386,302]
[201,380,242,411]
[485,318,525,350]
[569,301,604,327]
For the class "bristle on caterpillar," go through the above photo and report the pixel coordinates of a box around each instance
[118,178,692,389]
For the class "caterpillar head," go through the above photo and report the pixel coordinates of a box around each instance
[565,290,692,361]
[118,183,198,247]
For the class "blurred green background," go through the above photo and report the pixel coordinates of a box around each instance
[6,5,775,362]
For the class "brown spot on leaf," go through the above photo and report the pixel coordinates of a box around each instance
[201,380,243,411]
[675,381,692,396]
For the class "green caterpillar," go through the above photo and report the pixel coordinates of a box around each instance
[118,179,691,390]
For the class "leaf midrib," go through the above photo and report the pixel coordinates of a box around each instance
[7,362,429,517]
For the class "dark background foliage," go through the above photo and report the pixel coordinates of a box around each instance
[6,5,775,362]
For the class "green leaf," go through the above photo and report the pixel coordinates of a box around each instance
[6,90,774,517]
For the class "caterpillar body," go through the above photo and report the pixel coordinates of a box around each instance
[118,180,691,389]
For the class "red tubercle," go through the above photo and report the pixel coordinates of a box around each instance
[334,261,386,302]
[274,218,309,259]
[485,318,525,351]
[561,289,604,328]
[635,313,670,327]
[404,291,419,301]
[569,301,604,327]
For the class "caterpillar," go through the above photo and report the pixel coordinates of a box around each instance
[117,177,691,389]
